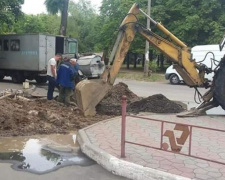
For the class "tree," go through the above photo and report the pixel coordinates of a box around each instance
[96,0,147,54]
[0,0,24,33]
[67,0,99,53]
[13,14,60,34]
[151,0,225,46]
[45,0,69,36]
[14,15,45,33]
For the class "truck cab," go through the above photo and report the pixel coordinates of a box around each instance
[55,36,78,59]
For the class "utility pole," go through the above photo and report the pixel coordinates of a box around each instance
[144,0,151,76]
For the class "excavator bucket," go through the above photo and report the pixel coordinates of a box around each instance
[75,79,111,116]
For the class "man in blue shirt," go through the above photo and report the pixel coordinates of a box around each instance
[57,58,77,105]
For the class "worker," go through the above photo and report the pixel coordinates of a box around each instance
[47,53,62,100]
[57,58,77,105]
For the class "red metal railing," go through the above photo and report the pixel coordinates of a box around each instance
[121,96,225,165]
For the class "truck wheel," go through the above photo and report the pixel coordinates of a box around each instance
[169,74,180,85]
[213,61,225,110]
[12,72,25,83]
[35,76,47,84]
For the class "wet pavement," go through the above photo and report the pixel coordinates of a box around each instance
[0,133,128,179]
[0,140,94,174]
[79,114,225,180]
[0,133,95,174]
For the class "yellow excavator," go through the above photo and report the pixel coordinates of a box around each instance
[75,3,225,116]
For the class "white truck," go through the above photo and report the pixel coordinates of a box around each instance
[0,34,78,83]
[165,44,224,84]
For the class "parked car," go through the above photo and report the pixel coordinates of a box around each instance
[165,65,183,84]
[165,44,224,84]
[77,54,105,78]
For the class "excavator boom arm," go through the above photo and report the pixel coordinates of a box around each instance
[137,25,204,87]
[104,4,205,87]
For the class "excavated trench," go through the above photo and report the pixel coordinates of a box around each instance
[0,82,185,137]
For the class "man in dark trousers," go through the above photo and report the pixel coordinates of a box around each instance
[47,53,62,100]
[56,58,77,105]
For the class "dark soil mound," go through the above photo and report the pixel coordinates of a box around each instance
[128,94,184,114]
[99,82,140,104]
[96,82,184,115]
[96,82,140,115]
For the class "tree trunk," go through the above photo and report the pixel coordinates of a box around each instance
[160,53,164,68]
[59,0,69,36]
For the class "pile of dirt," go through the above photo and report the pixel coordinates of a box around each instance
[96,82,140,115]
[96,82,185,115]
[99,82,140,104]
[0,98,113,137]
[128,94,184,114]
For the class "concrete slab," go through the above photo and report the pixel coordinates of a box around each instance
[78,114,225,180]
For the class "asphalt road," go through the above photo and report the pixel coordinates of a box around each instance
[115,78,205,103]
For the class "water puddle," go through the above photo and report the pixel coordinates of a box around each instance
[0,133,95,174]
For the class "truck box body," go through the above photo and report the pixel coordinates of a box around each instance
[0,34,78,83]
[0,34,55,71]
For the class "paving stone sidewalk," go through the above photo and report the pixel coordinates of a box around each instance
[78,114,225,180]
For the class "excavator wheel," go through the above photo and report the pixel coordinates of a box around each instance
[213,58,225,110]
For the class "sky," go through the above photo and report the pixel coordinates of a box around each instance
[21,0,102,15]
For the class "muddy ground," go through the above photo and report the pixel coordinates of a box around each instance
[0,98,114,137]
[0,82,185,137]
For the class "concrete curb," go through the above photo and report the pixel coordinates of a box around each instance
[78,120,191,180]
